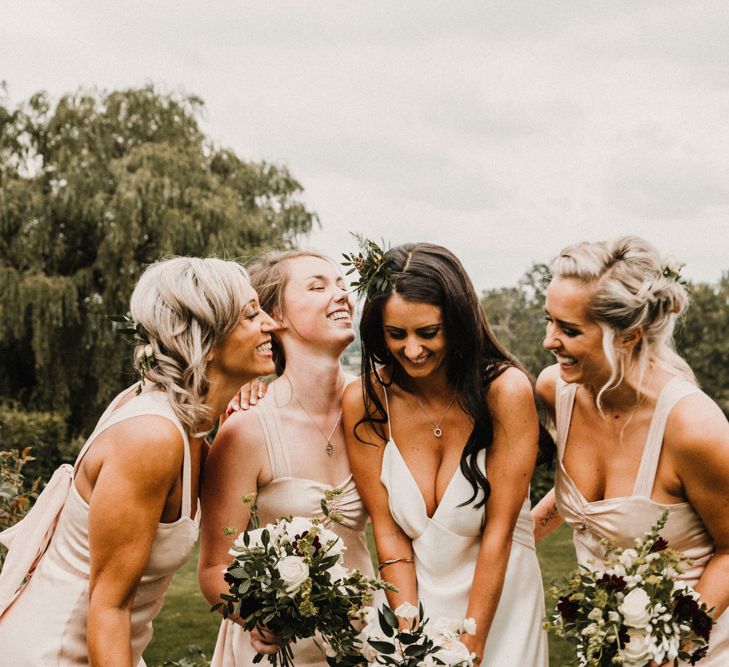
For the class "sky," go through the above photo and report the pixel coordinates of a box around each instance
[2,1,728,290]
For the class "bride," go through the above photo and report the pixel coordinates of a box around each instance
[343,242,550,666]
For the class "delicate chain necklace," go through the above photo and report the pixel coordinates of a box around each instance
[415,394,457,438]
[284,374,343,456]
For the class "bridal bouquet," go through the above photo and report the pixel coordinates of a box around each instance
[214,498,391,666]
[327,601,477,666]
[545,510,713,667]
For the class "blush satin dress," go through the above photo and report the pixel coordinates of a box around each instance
[210,398,375,667]
[554,376,729,665]
[0,388,199,666]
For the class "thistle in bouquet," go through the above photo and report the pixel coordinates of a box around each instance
[545,509,713,667]
[213,492,391,666]
[328,601,477,666]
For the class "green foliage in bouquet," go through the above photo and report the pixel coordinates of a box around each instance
[545,510,713,667]
[213,495,392,666]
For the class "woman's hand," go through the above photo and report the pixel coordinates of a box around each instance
[250,624,281,655]
[225,378,268,416]
[459,633,481,664]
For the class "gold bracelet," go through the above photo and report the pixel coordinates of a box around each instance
[378,556,414,571]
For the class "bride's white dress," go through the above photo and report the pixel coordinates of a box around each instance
[379,389,548,666]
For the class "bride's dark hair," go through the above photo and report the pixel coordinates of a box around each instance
[356,243,553,508]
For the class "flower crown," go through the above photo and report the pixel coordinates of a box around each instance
[110,313,156,394]
[341,233,399,298]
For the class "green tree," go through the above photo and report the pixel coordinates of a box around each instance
[481,262,552,377]
[676,275,729,414]
[0,85,316,439]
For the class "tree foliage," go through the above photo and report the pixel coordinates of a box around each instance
[0,85,316,436]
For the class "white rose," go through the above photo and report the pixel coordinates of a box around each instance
[276,555,309,593]
[434,637,472,665]
[621,628,652,666]
[619,588,652,628]
[281,516,317,540]
[430,616,462,638]
[463,617,477,636]
[395,602,419,620]
[228,527,266,555]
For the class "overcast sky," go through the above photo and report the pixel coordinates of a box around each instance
[2,1,728,290]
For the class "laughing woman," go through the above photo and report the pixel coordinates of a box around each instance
[198,251,375,667]
[343,243,550,666]
[532,236,729,665]
[0,257,276,666]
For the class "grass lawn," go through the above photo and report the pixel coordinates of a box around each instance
[145,525,577,666]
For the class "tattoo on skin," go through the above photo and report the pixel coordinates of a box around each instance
[539,505,560,527]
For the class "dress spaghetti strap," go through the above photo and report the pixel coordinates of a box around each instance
[382,385,393,441]
[253,401,291,479]
[632,376,701,498]
[554,378,577,461]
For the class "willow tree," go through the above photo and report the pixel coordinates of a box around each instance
[0,85,316,438]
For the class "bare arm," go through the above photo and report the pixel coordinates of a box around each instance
[197,410,266,608]
[461,368,540,661]
[531,365,563,543]
[532,487,563,543]
[671,393,729,618]
[86,417,183,667]
[342,381,418,614]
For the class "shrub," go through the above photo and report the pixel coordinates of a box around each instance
[0,447,40,568]
[0,403,74,482]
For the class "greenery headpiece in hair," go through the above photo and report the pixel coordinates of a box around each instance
[110,313,156,394]
[342,233,399,298]
[661,260,686,285]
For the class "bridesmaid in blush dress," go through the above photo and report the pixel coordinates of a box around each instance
[199,251,375,667]
[0,257,277,666]
[533,237,729,665]
[343,243,550,666]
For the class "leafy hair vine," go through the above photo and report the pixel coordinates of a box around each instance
[341,233,399,298]
[110,313,156,394]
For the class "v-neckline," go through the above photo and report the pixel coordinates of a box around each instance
[385,438,462,521]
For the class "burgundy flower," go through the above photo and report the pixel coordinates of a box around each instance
[692,610,713,642]
[675,594,700,622]
[293,531,322,554]
[597,573,627,591]
[650,536,669,553]
[688,645,708,665]
[557,596,579,622]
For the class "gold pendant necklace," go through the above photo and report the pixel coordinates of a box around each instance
[285,374,343,456]
[415,394,457,438]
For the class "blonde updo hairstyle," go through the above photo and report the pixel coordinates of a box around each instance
[551,236,694,409]
[129,256,251,433]
[247,250,329,376]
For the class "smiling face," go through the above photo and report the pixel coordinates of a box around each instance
[543,276,614,386]
[210,282,277,383]
[381,293,448,380]
[278,255,355,350]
